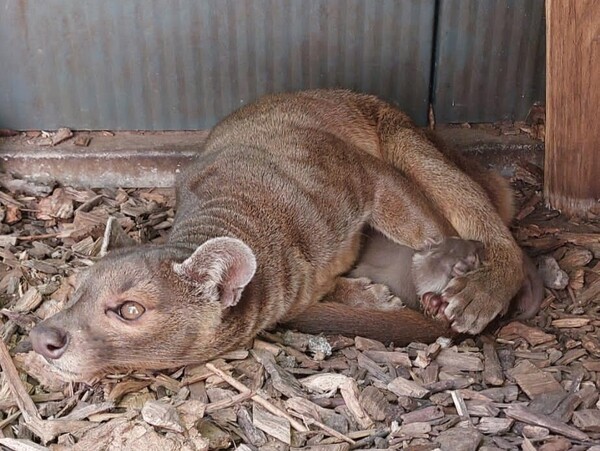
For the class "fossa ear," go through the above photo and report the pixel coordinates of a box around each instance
[173,237,257,308]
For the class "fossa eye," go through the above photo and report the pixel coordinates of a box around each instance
[118,301,145,320]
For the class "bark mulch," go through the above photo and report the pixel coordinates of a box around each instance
[0,138,599,450]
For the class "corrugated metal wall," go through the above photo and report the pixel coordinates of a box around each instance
[0,0,545,130]
[0,0,435,130]
[433,0,546,123]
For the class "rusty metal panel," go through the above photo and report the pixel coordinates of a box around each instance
[0,0,435,130]
[433,0,545,123]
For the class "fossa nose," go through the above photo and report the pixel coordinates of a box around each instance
[30,323,70,360]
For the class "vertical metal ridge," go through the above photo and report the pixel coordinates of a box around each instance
[434,0,545,123]
[1,0,436,129]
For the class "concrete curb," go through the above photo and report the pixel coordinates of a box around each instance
[0,129,544,188]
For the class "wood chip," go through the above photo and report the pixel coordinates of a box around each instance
[387,376,429,399]
[476,417,514,434]
[436,349,484,371]
[507,360,564,398]
[482,340,504,386]
[358,386,390,422]
[506,405,588,441]
[300,373,349,394]
[339,378,373,429]
[551,317,591,328]
[400,405,444,424]
[572,409,600,432]
[51,127,73,145]
[436,425,482,451]
[1,166,599,448]
[363,350,411,367]
[252,403,291,445]
[0,438,48,450]
[498,321,556,346]
[141,399,184,433]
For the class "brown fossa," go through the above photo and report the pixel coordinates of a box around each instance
[30,90,524,380]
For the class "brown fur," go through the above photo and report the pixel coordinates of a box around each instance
[348,233,483,310]
[30,90,523,381]
[342,163,542,322]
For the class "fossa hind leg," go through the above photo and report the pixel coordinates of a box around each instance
[325,277,406,311]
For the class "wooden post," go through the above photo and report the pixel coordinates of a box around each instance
[545,0,600,215]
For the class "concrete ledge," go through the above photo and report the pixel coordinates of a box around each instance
[0,128,543,188]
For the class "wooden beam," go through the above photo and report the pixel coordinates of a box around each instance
[545,0,600,215]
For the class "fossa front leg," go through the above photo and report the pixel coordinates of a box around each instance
[374,115,523,334]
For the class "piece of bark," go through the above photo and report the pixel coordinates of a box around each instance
[237,406,267,447]
[363,350,411,367]
[568,267,585,291]
[0,438,49,450]
[400,405,444,425]
[482,341,504,386]
[387,376,429,399]
[424,377,472,394]
[393,421,431,439]
[436,425,482,451]
[252,403,291,445]
[582,335,600,357]
[141,400,184,433]
[206,363,307,433]
[572,409,600,432]
[291,446,349,451]
[522,436,537,451]
[522,425,550,440]
[358,386,390,422]
[354,336,386,351]
[5,205,21,224]
[577,278,600,305]
[74,135,92,147]
[61,401,115,421]
[51,127,73,145]
[477,385,520,403]
[299,373,350,394]
[177,399,207,430]
[196,420,232,450]
[450,390,470,421]
[538,437,573,451]
[285,396,349,436]
[421,361,439,385]
[0,235,17,247]
[465,399,499,417]
[507,360,564,398]
[36,188,74,220]
[357,352,392,383]
[555,349,587,365]
[476,417,514,434]
[252,349,304,398]
[107,379,153,402]
[551,317,591,328]
[505,406,588,441]
[339,378,373,429]
[558,246,593,271]
[0,339,40,424]
[435,349,483,372]
[13,287,43,313]
[498,322,556,346]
